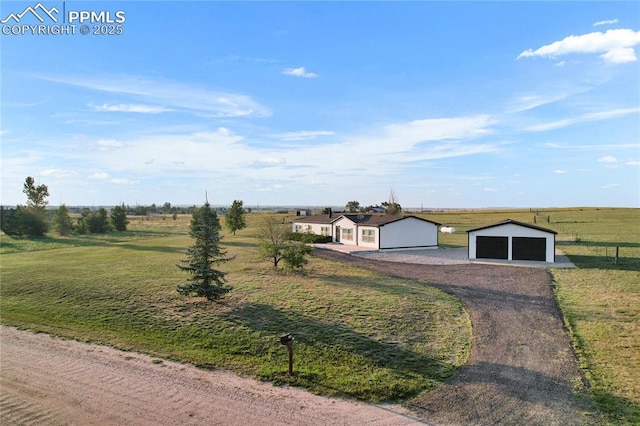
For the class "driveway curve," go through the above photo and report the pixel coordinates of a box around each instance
[315,249,596,425]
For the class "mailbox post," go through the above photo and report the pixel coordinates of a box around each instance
[279,334,294,375]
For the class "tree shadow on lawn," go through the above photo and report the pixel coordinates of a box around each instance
[227,303,451,390]
[115,243,186,254]
[221,240,258,248]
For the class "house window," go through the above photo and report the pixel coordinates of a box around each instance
[341,228,353,241]
[294,225,303,232]
[306,225,312,232]
[362,229,375,243]
[321,226,330,236]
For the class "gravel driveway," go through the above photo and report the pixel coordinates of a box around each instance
[315,249,596,425]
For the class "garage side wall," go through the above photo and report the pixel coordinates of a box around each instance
[380,217,438,250]
[468,223,555,262]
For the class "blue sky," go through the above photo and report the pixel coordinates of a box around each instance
[1,1,639,208]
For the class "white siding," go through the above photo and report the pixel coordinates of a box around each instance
[359,226,378,249]
[333,216,358,246]
[291,222,332,237]
[468,223,555,262]
[379,217,438,249]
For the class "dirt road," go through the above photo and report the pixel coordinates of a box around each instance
[0,326,424,425]
[315,250,597,425]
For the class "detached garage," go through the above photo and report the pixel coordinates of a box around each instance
[468,219,557,263]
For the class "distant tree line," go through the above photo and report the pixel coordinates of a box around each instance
[0,177,132,237]
[343,191,402,215]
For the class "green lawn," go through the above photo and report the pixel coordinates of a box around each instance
[0,214,470,402]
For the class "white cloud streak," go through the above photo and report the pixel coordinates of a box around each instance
[282,67,319,78]
[524,107,640,132]
[543,143,639,151]
[40,74,271,118]
[271,130,334,141]
[507,92,572,113]
[594,19,618,27]
[518,28,640,64]
[90,103,173,113]
[598,155,618,163]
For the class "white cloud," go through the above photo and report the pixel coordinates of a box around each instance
[61,115,498,201]
[282,67,318,78]
[554,170,568,174]
[601,183,619,188]
[507,92,573,113]
[598,155,618,163]
[86,172,136,185]
[90,103,173,113]
[40,169,79,178]
[255,156,286,166]
[518,29,640,64]
[594,19,618,27]
[110,178,136,185]
[626,160,640,166]
[382,115,494,143]
[271,130,334,141]
[257,183,284,192]
[89,172,110,180]
[95,139,125,150]
[40,74,271,118]
[543,142,639,151]
[524,107,640,132]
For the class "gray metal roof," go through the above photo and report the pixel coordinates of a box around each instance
[466,219,557,234]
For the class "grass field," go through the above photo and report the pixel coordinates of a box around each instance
[0,213,470,402]
[1,207,638,423]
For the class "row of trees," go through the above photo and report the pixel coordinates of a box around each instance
[0,177,131,237]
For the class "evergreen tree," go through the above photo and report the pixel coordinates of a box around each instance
[23,176,49,210]
[0,206,23,236]
[345,200,361,213]
[52,204,73,236]
[177,202,233,301]
[225,199,246,235]
[110,204,129,231]
[19,176,50,237]
[82,208,111,233]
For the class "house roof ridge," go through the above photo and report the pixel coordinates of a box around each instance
[466,218,557,234]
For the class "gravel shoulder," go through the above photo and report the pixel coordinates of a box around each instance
[314,249,596,425]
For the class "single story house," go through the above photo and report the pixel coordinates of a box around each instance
[467,219,557,263]
[292,213,440,250]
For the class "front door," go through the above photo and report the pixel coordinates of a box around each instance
[335,226,340,242]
